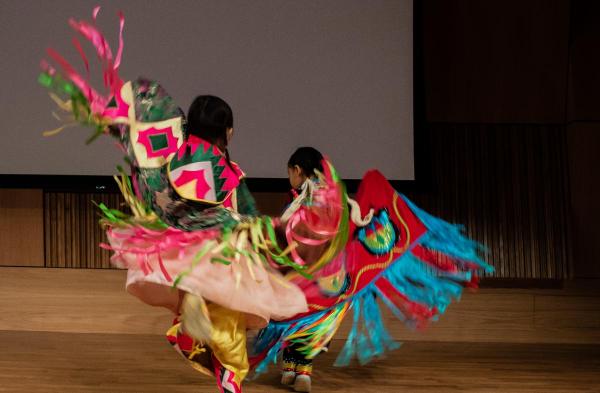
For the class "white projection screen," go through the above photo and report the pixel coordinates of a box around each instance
[0,0,413,181]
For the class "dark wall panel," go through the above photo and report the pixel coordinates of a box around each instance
[565,1,600,277]
[423,0,570,123]
[568,0,600,121]
[567,123,600,278]
[406,124,571,279]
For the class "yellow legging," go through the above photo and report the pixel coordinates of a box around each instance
[167,300,249,387]
[205,302,249,381]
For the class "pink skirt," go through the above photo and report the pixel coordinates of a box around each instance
[106,226,308,329]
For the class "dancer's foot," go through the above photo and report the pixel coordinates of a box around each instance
[281,370,296,386]
[293,374,311,393]
[281,347,298,386]
[293,363,312,392]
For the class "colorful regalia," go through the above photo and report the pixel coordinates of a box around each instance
[251,170,493,375]
[39,8,493,393]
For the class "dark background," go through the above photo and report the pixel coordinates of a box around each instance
[3,0,600,281]
[407,0,600,280]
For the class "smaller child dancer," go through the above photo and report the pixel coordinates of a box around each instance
[281,146,329,393]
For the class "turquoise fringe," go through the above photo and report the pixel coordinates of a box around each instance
[335,292,401,367]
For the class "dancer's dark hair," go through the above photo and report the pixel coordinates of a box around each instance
[288,147,324,177]
[187,95,233,149]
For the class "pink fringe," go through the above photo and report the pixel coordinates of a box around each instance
[104,225,219,280]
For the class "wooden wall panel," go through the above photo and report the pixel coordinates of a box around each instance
[42,191,288,269]
[0,189,44,266]
[44,192,123,268]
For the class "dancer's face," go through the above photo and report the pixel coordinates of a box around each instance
[287,165,305,189]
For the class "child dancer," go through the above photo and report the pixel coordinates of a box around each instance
[281,147,328,392]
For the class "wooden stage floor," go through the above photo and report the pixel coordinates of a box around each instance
[1,331,598,393]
